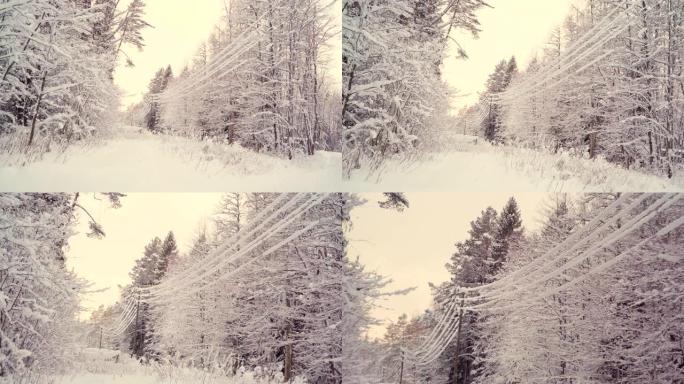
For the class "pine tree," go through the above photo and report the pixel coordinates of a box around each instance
[491,197,523,273]
[159,231,179,274]
[144,66,173,131]
[447,207,499,285]
[481,57,518,143]
[442,207,500,384]
[128,232,176,360]
[378,193,410,212]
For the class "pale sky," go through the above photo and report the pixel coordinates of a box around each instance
[66,193,222,319]
[444,0,582,110]
[348,193,550,338]
[113,0,341,107]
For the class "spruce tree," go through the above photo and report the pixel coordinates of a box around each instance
[491,197,523,273]
[378,193,410,212]
[128,232,176,360]
[144,66,173,131]
[481,56,518,143]
[159,231,179,275]
[447,207,498,285]
[443,206,501,384]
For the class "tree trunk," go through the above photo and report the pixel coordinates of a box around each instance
[27,71,48,147]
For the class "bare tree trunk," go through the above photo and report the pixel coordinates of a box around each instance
[27,71,48,147]
[267,2,279,153]
[310,4,319,156]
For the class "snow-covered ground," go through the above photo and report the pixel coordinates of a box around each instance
[0,126,341,191]
[345,134,684,192]
[3,128,681,192]
[6,348,306,384]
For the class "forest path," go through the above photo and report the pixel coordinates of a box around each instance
[0,126,341,191]
[50,348,295,384]
[345,135,684,192]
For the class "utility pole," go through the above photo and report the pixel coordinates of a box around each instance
[284,256,293,382]
[452,292,465,384]
[134,292,141,357]
[99,326,103,349]
[488,95,494,141]
[399,350,405,384]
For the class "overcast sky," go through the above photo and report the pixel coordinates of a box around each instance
[349,193,550,338]
[114,0,341,107]
[444,0,581,110]
[66,193,222,319]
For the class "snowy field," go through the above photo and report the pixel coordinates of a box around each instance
[3,348,305,384]
[0,126,341,192]
[346,135,684,192]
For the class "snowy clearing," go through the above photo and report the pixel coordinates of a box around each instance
[345,135,684,192]
[0,127,341,192]
[15,348,305,384]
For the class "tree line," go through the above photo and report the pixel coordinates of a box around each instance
[356,193,684,383]
[459,0,684,179]
[127,0,341,158]
[89,193,394,384]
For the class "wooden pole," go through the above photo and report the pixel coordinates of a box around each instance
[134,292,141,357]
[399,351,404,384]
[452,292,465,384]
[99,326,103,349]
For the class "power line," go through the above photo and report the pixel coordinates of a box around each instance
[395,194,683,369]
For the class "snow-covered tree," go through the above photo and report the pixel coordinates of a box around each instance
[480,57,517,143]
[465,194,684,383]
[144,66,173,132]
[491,197,523,273]
[342,0,488,175]
[472,0,684,179]
[127,232,178,360]
[145,194,360,383]
[0,0,150,160]
[0,193,119,376]
[148,0,339,158]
